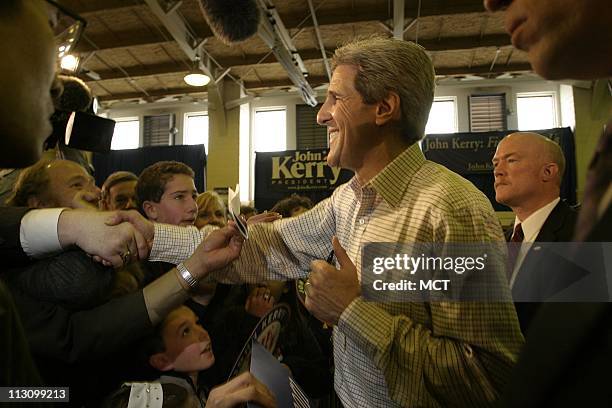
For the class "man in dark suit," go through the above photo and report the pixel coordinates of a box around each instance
[493,132,578,332]
[484,1,611,406]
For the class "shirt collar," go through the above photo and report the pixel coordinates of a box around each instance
[364,143,426,207]
[513,197,560,242]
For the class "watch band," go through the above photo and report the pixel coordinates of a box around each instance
[177,262,198,289]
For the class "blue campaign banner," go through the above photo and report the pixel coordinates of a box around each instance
[422,127,577,211]
[254,148,353,211]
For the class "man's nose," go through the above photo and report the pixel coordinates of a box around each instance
[89,184,101,200]
[493,163,505,178]
[317,102,332,126]
[126,197,138,210]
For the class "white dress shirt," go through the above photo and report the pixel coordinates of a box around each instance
[509,197,560,288]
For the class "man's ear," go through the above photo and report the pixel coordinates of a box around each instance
[541,163,559,182]
[142,201,157,221]
[375,91,401,126]
[149,353,174,372]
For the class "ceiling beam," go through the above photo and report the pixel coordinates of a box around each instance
[237,63,533,88]
[76,2,487,53]
[435,62,532,76]
[98,86,207,102]
[97,62,532,102]
[419,34,510,51]
[82,35,512,82]
[72,0,144,14]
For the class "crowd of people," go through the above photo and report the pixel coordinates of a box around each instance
[0,0,610,407]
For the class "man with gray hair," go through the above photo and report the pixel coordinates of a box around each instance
[135,36,523,407]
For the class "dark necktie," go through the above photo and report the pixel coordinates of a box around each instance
[574,121,612,241]
[507,223,524,282]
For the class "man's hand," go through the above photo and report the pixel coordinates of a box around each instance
[206,372,276,408]
[305,236,361,326]
[57,210,149,268]
[183,223,244,280]
[105,210,155,244]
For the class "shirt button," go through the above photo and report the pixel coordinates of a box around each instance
[359,218,365,225]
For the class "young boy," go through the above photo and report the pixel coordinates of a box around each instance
[106,305,275,407]
[136,161,198,226]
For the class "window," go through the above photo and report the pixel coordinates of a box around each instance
[517,93,557,130]
[184,112,209,152]
[143,114,175,146]
[425,97,457,134]
[469,94,507,132]
[296,104,327,149]
[111,117,139,150]
[253,108,286,152]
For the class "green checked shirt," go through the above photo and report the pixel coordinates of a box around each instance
[150,143,524,407]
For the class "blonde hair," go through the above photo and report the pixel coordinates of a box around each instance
[196,191,226,217]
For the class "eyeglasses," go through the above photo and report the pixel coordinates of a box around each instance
[45,0,87,59]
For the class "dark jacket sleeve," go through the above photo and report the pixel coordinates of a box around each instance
[10,287,153,364]
[5,250,114,310]
[0,281,42,386]
[0,207,31,268]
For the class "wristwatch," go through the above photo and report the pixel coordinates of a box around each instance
[177,262,198,289]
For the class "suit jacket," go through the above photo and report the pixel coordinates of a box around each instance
[0,206,30,268]
[10,284,153,405]
[500,146,612,407]
[510,200,578,333]
[499,302,612,407]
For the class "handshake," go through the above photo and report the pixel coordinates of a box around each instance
[58,208,281,278]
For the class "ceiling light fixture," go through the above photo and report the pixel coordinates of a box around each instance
[184,57,210,87]
[60,54,80,72]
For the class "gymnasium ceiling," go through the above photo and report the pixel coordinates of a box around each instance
[63,0,532,107]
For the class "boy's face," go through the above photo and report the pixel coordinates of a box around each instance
[144,174,198,226]
[156,306,214,373]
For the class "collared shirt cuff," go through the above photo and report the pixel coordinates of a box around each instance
[143,269,189,325]
[20,208,66,259]
[150,223,204,264]
[337,297,395,354]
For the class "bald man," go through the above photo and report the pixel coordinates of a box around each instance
[493,132,577,332]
